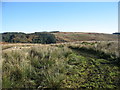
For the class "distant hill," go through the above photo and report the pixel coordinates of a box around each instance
[2,32,56,44]
[113,32,120,35]
[1,32,118,43]
[52,32,118,43]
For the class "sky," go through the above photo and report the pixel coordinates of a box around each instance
[2,2,118,34]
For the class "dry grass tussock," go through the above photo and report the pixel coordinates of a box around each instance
[2,41,120,89]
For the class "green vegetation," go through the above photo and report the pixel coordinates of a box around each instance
[2,32,56,44]
[2,32,118,44]
[2,42,120,89]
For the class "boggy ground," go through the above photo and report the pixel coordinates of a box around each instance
[2,41,120,89]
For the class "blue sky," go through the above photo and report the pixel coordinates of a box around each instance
[2,2,118,33]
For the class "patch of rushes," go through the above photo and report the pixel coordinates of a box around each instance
[2,44,120,89]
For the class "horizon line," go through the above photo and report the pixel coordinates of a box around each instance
[1,31,117,34]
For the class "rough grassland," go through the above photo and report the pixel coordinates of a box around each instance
[2,41,120,89]
[52,32,118,43]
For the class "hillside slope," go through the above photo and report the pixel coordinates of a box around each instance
[52,32,118,43]
[1,32,118,44]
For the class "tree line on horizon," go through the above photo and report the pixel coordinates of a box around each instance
[2,32,56,44]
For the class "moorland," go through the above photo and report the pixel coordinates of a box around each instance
[1,32,120,89]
